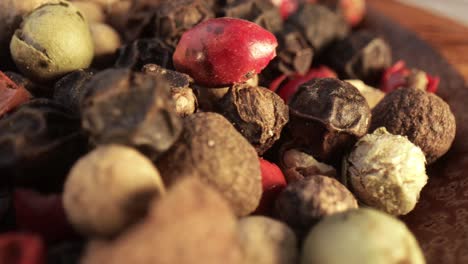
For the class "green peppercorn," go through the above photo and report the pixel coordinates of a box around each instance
[10,1,94,83]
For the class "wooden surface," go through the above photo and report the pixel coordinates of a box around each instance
[368,0,468,82]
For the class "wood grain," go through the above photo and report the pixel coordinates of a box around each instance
[368,0,468,82]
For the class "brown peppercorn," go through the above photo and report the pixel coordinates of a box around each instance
[115,38,174,70]
[195,85,230,112]
[371,87,456,164]
[238,216,298,264]
[63,145,165,238]
[53,69,94,114]
[81,68,183,161]
[220,84,289,155]
[280,148,336,183]
[288,78,371,164]
[275,175,358,236]
[142,64,197,117]
[81,177,243,264]
[157,112,262,216]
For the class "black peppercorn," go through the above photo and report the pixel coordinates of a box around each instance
[53,69,95,115]
[371,87,456,164]
[275,175,358,237]
[324,30,392,85]
[0,99,87,192]
[81,68,183,161]
[288,78,371,164]
[115,38,175,70]
[219,83,289,155]
[286,4,349,54]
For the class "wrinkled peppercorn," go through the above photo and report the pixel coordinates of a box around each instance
[157,112,262,216]
[123,0,214,47]
[219,83,289,154]
[275,175,358,237]
[0,99,87,192]
[324,30,392,85]
[81,68,183,161]
[115,38,175,70]
[286,4,349,54]
[223,0,283,34]
[288,78,371,164]
[53,69,95,114]
[371,87,456,164]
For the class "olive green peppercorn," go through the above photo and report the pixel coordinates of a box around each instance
[10,1,94,83]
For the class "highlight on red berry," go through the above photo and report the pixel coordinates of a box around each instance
[380,60,440,93]
[173,17,278,87]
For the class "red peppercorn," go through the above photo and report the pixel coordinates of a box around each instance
[270,66,337,102]
[0,71,31,117]
[173,18,278,87]
[271,0,299,20]
[255,158,287,215]
[0,233,45,264]
[381,60,439,93]
[14,189,76,242]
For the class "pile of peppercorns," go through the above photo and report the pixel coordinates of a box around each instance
[0,0,456,263]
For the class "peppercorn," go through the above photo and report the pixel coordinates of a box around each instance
[288,78,371,164]
[219,83,289,154]
[280,148,336,182]
[63,145,166,238]
[72,1,105,23]
[4,71,49,97]
[115,38,175,70]
[0,233,45,264]
[286,3,349,54]
[371,87,456,163]
[172,17,278,87]
[318,0,366,27]
[81,68,183,161]
[0,71,31,117]
[53,69,94,115]
[123,0,214,46]
[156,112,262,216]
[0,99,87,192]
[324,30,392,85]
[301,208,426,264]
[380,60,440,93]
[90,23,122,66]
[344,127,427,215]
[345,79,385,108]
[80,178,243,264]
[142,64,197,117]
[195,85,230,112]
[255,159,287,215]
[275,175,358,236]
[238,216,298,264]
[10,1,94,83]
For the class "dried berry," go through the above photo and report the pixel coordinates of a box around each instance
[63,145,165,238]
[324,30,392,85]
[4,71,49,97]
[115,38,174,70]
[142,64,197,116]
[90,23,122,66]
[0,71,31,117]
[219,84,289,154]
[255,159,287,215]
[272,66,337,102]
[223,0,283,34]
[286,3,349,54]
[81,68,183,161]
[53,69,94,114]
[73,1,105,23]
[380,60,440,93]
[371,87,456,163]
[301,208,426,264]
[238,216,298,264]
[157,112,262,216]
[14,189,76,242]
[275,175,358,236]
[288,78,371,163]
[81,178,243,264]
[173,17,278,87]
[123,0,214,46]
[10,1,94,83]
[0,99,87,192]
[345,79,385,109]
[0,233,45,264]
[195,85,230,111]
[345,127,427,216]
[280,148,336,182]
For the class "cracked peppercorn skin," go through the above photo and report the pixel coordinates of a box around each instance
[370,87,456,164]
